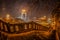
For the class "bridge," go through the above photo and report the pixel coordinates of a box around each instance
[0,19,55,40]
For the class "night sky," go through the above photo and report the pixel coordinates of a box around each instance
[0,0,59,19]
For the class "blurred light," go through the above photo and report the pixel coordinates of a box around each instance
[44,16,46,18]
[40,16,47,20]
[22,9,26,14]
[48,18,52,23]
[6,14,10,20]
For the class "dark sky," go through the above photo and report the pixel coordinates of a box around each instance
[0,0,59,18]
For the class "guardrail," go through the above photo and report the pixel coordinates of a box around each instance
[0,20,49,33]
[0,20,50,40]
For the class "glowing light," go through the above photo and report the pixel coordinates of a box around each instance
[22,9,26,14]
[44,16,46,18]
[20,9,28,22]
[40,16,47,20]
[6,14,10,20]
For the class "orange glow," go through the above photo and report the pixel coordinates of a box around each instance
[6,14,10,20]
[22,9,26,14]
[44,16,46,18]
[44,31,50,36]
[40,16,47,21]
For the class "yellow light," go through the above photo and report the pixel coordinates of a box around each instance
[44,16,46,18]
[6,14,10,20]
[22,9,26,13]
[22,9,26,14]
[40,16,46,20]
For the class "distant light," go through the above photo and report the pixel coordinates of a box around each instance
[43,16,46,18]
[22,9,26,14]
[6,14,10,20]
[40,16,47,20]
[48,18,52,23]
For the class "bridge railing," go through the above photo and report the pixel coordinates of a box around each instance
[0,20,49,33]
